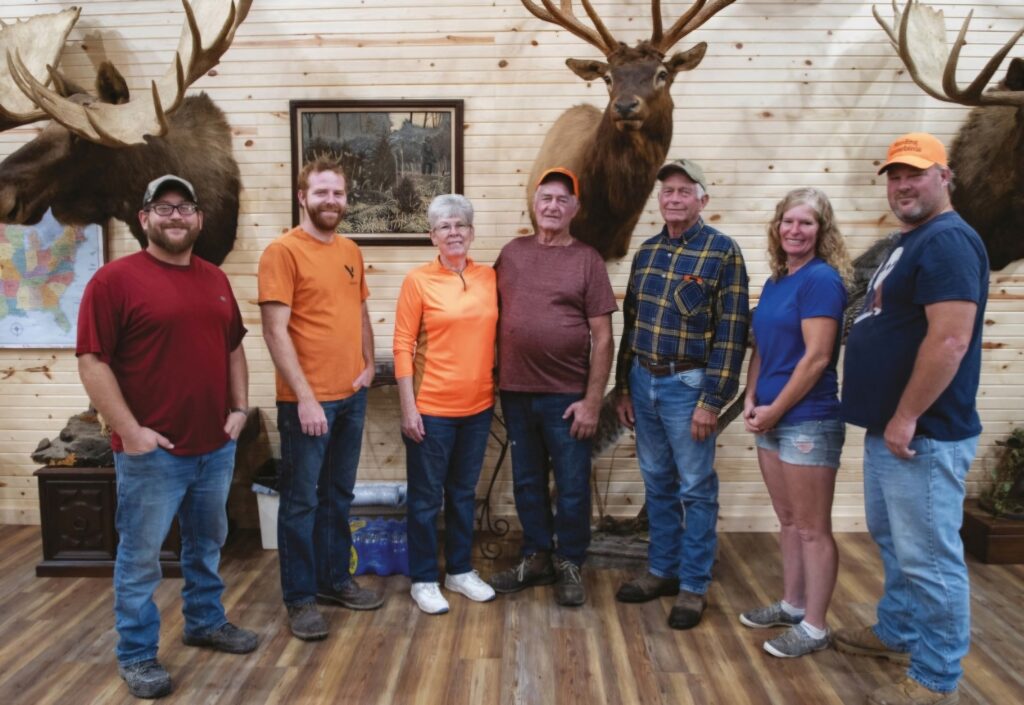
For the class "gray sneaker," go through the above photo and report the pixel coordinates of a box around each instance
[763,624,831,658]
[182,622,259,653]
[287,602,328,641]
[118,659,172,699]
[739,601,804,629]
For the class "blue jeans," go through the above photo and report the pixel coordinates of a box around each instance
[277,389,367,605]
[630,361,718,594]
[403,407,493,582]
[863,432,978,694]
[113,439,236,666]
[500,392,592,566]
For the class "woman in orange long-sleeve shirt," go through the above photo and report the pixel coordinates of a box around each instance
[393,194,498,615]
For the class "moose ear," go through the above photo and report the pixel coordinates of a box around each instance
[1005,57,1024,92]
[665,42,708,75]
[95,61,130,105]
[566,58,609,81]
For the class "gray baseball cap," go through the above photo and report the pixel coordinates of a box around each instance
[656,158,707,191]
[143,174,198,206]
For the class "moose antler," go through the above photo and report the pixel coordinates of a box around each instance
[520,1,736,56]
[0,7,80,132]
[874,0,1024,107]
[5,0,252,146]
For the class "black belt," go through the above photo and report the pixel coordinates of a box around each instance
[637,357,703,377]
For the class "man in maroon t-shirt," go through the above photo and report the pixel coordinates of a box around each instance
[488,167,616,606]
[77,175,257,699]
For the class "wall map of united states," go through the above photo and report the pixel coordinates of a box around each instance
[0,211,102,347]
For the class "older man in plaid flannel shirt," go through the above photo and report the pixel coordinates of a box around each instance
[614,158,749,630]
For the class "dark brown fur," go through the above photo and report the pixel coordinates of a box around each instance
[528,41,706,260]
[0,67,239,265]
[948,58,1024,271]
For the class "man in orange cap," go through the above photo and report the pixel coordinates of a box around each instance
[489,167,616,607]
[837,133,989,705]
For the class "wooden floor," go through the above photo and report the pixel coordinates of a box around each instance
[0,526,1022,705]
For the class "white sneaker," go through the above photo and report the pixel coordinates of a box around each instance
[445,570,497,603]
[411,582,449,615]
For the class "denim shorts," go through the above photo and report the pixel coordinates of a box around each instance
[754,418,845,469]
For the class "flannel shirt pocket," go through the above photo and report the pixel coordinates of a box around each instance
[673,277,707,315]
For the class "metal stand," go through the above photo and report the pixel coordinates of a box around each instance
[476,411,511,559]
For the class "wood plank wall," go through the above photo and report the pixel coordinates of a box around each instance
[1,0,1021,527]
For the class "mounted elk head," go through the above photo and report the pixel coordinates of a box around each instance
[875,0,1024,270]
[0,0,251,266]
[521,0,735,260]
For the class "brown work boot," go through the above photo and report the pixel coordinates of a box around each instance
[868,677,959,705]
[615,572,680,603]
[317,577,384,610]
[554,558,585,606]
[488,552,556,594]
[287,603,328,641]
[834,625,911,665]
[667,589,707,630]
[182,622,258,654]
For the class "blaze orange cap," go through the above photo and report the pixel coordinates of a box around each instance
[878,132,948,174]
[536,167,580,197]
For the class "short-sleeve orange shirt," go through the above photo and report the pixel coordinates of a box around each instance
[258,227,369,402]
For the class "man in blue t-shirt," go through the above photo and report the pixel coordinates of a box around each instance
[836,133,988,705]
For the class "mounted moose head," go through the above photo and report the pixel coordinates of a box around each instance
[521,0,736,260]
[0,0,251,266]
[875,0,1024,270]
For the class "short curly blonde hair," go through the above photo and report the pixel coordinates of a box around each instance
[766,187,851,283]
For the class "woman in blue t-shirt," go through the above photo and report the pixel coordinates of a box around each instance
[739,188,850,658]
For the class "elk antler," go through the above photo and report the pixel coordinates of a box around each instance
[520,1,619,56]
[521,1,736,57]
[874,0,1024,107]
[0,7,80,132]
[651,1,736,54]
[6,0,252,146]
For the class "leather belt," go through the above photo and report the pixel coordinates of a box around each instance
[637,357,703,377]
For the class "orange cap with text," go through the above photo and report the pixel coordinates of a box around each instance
[878,132,948,174]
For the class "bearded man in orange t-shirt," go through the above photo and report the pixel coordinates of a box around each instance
[258,158,383,642]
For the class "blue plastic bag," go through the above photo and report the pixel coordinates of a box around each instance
[350,517,408,577]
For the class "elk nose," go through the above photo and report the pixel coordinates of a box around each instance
[614,98,639,117]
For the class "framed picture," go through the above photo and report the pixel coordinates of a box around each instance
[289,99,464,246]
[0,209,105,348]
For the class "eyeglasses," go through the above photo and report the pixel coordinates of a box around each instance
[146,202,199,216]
[434,222,472,234]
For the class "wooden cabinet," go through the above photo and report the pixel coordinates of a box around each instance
[35,466,181,577]
[962,499,1024,564]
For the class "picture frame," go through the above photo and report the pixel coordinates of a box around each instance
[289,99,464,246]
[0,210,106,348]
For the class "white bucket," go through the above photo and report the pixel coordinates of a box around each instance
[256,492,279,550]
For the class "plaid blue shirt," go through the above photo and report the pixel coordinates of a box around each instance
[616,219,750,413]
